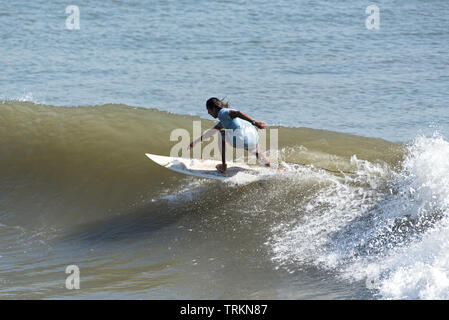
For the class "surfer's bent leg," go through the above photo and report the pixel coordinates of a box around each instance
[250,145,271,167]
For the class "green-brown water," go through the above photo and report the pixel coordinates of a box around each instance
[1,101,408,299]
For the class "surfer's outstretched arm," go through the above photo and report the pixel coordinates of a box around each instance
[188,124,227,173]
[188,124,223,150]
[228,110,267,129]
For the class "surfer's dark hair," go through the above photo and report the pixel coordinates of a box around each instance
[206,97,229,110]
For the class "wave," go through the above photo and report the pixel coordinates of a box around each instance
[0,101,401,225]
[5,101,448,299]
[269,132,449,299]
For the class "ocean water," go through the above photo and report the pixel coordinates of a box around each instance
[1,0,449,299]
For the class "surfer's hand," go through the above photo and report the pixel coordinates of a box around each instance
[255,121,267,129]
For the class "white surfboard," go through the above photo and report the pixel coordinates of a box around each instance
[145,153,272,183]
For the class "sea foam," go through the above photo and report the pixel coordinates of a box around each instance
[269,133,449,299]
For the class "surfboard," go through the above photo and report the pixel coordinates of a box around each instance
[145,153,272,183]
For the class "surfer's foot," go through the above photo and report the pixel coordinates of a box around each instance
[216,163,227,174]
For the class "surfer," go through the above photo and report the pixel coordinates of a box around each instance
[188,97,271,174]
